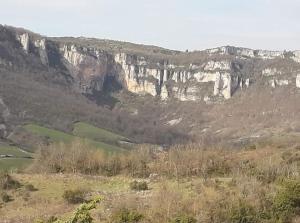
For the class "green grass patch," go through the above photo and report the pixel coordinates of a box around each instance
[0,144,31,157]
[0,158,33,171]
[73,122,128,144]
[0,143,33,171]
[23,124,75,143]
[23,124,125,153]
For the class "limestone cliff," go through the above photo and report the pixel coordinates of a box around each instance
[61,44,115,94]
[2,26,300,103]
[114,53,247,101]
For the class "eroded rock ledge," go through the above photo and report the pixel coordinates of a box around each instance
[2,26,300,103]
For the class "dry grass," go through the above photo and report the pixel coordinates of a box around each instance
[1,142,300,222]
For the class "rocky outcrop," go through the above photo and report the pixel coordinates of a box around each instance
[213,72,232,99]
[269,79,289,88]
[206,46,285,60]
[61,44,114,94]
[262,68,282,77]
[203,61,231,71]
[292,51,300,63]
[7,27,300,103]
[14,30,118,95]
[17,33,30,53]
[114,53,247,101]
[16,32,49,66]
[296,74,300,88]
[115,53,165,97]
[34,39,49,66]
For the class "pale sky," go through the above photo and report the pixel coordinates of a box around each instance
[1,0,300,51]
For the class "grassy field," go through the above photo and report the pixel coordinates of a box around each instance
[73,122,128,144]
[1,144,300,223]
[23,123,126,153]
[0,144,31,157]
[0,158,33,171]
[1,123,130,171]
[0,143,33,171]
[0,173,193,223]
[23,124,75,143]
[0,174,131,222]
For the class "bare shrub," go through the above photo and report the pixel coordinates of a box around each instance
[152,145,233,179]
[62,188,86,204]
[1,191,10,203]
[31,139,104,174]
[129,181,148,191]
[0,172,21,190]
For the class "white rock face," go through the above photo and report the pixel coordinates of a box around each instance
[206,46,250,57]
[62,45,84,66]
[167,118,182,126]
[214,72,232,99]
[171,70,191,83]
[240,78,250,89]
[269,79,289,88]
[203,61,231,71]
[277,80,289,86]
[262,68,282,77]
[296,75,300,88]
[203,96,211,103]
[126,75,158,96]
[235,48,255,58]
[160,85,169,100]
[245,79,250,88]
[17,33,30,53]
[34,39,48,65]
[257,50,284,59]
[170,86,199,101]
[194,72,217,82]
[269,80,276,88]
[62,44,110,93]
[206,46,284,60]
[115,53,240,101]
[293,51,300,63]
[115,53,162,96]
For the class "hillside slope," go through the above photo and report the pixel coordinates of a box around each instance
[1,25,300,147]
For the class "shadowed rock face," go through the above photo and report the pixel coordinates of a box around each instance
[1,25,300,103]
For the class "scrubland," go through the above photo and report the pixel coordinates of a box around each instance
[1,140,300,223]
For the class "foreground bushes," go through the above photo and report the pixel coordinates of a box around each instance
[273,180,300,222]
[1,192,10,203]
[29,141,300,222]
[32,140,151,177]
[111,208,144,223]
[129,181,148,191]
[209,180,300,223]
[170,214,197,223]
[0,172,21,190]
[63,189,86,204]
[32,141,235,179]
[36,197,102,223]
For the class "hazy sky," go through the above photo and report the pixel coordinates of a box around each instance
[1,0,300,51]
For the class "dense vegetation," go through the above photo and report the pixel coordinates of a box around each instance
[0,140,292,222]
